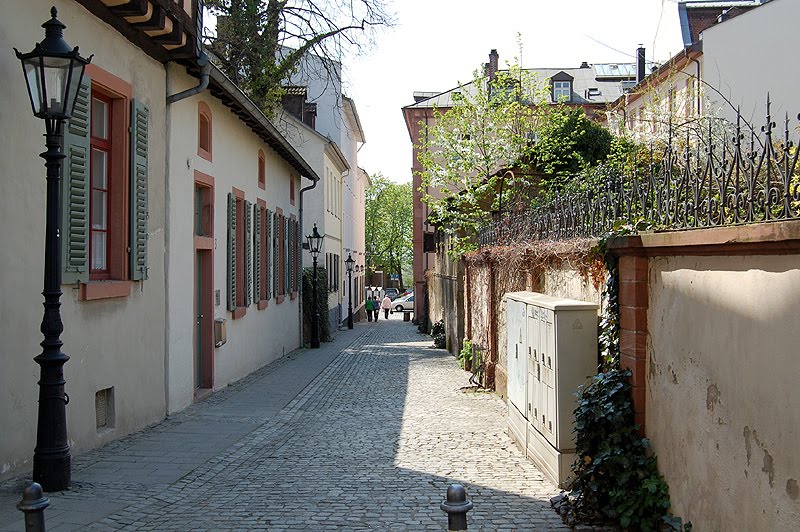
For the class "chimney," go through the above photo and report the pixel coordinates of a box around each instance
[636,45,646,83]
[488,49,499,81]
[580,61,590,68]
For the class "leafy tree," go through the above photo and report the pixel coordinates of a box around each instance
[529,105,613,195]
[365,174,412,288]
[205,0,394,113]
[416,63,548,255]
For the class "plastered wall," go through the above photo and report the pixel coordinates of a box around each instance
[1,0,167,479]
[165,67,301,413]
[647,254,800,530]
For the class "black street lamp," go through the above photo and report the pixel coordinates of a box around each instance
[306,224,324,348]
[14,7,91,492]
[344,254,355,329]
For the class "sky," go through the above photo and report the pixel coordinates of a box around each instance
[342,0,685,184]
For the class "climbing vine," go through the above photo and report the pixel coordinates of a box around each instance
[556,227,690,531]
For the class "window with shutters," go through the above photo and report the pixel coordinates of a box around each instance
[227,188,248,319]
[61,65,147,300]
[274,209,285,303]
[254,202,270,309]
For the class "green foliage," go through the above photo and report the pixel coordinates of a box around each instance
[569,369,676,531]
[529,106,613,195]
[431,319,446,348]
[365,174,413,287]
[205,0,393,114]
[458,338,473,369]
[791,146,800,212]
[416,63,549,257]
[567,234,689,530]
[302,267,331,344]
[597,252,620,369]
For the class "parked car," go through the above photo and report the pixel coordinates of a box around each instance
[393,294,414,312]
[384,288,400,300]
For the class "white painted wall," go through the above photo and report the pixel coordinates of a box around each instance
[287,52,367,321]
[275,115,347,326]
[1,0,167,479]
[165,68,301,413]
[701,0,799,127]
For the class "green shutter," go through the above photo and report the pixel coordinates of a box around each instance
[130,99,149,281]
[264,210,272,299]
[227,193,237,311]
[283,217,289,294]
[294,220,300,292]
[273,212,279,295]
[253,205,261,303]
[286,219,291,293]
[61,74,91,284]
[244,200,252,307]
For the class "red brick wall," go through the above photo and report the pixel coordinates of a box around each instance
[618,255,648,432]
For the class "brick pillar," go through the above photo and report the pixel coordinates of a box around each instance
[618,255,648,433]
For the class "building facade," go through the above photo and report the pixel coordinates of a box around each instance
[1,0,319,481]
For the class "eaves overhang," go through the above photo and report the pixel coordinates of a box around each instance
[610,42,704,109]
[74,0,201,63]
[203,64,321,182]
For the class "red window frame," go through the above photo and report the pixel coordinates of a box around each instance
[198,101,212,162]
[258,150,266,190]
[90,91,113,279]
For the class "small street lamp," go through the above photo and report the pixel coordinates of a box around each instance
[14,6,91,492]
[306,224,324,348]
[344,254,355,329]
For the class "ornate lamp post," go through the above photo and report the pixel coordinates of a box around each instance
[306,224,324,348]
[344,254,355,329]
[14,7,91,492]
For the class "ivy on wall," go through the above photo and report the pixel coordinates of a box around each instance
[555,229,690,531]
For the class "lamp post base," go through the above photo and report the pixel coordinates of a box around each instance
[33,452,70,492]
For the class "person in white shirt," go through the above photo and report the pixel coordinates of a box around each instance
[381,295,392,320]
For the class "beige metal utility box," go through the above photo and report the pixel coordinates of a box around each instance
[505,291,598,488]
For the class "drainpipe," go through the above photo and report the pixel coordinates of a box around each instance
[162,51,210,414]
[299,175,320,346]
[166,52,211,105]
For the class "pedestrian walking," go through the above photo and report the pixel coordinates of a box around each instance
[381,295,392,320]
[372,296,380,321]
[365,296,374,322]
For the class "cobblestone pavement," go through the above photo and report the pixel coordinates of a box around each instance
[0,315,567,531]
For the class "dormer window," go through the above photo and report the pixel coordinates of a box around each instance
[553,81,571,101]
[550,72,574,103]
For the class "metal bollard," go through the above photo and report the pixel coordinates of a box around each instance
[440,483,473,531]
[17,482,50,532]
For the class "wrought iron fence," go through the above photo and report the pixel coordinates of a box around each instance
[478,100,800,247]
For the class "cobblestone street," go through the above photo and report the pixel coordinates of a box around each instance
[0,316,567,531]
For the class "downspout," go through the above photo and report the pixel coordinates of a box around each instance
[299,175,320,346]
[340,169,350,329]
[166,52,211,105]
[163,51,210,414]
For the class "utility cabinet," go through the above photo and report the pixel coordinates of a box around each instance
[505,291,598,488]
